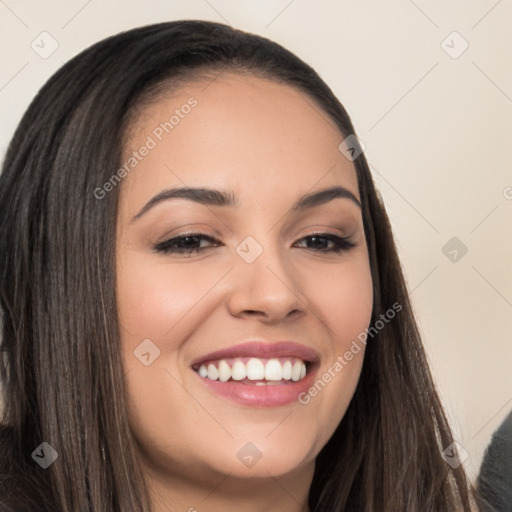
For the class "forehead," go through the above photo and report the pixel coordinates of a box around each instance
[119,73,359,210]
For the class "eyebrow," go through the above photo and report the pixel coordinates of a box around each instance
[131,185,361,223]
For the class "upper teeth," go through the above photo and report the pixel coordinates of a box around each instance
[196,357,307,382]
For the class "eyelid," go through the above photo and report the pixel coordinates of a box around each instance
[152,229,356,256]
[152,231,221,253]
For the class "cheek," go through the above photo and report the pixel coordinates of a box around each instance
[294,254,373,445]
[116,254,224,468]
[116,254,222,349]
[301,254,374,343]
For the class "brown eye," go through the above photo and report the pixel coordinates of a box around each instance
[294,233,355,253]
[153,233,222,256]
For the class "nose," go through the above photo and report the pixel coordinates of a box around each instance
[226,240,306,324]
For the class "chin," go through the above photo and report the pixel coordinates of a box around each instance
[200,433,317,479]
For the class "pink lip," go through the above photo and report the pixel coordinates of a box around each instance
[190,341,320,408]
[196,365,319,407]
[190,341,320,368]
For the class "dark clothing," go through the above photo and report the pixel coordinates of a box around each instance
[478,409,512,512]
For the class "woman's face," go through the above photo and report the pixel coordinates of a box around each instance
[116,73,373,484]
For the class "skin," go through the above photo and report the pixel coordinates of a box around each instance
[116,73,373,512]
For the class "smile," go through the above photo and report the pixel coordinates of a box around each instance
[190,341,319,407]
[193,357,308,384]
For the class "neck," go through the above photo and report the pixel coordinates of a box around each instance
[146,461,314,512]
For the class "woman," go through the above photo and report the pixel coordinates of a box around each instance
[0,20,483,511]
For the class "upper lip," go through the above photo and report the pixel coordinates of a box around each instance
[190,341,320,368]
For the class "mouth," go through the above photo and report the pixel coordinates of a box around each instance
[193,356,310,384]
[190,341,320,407]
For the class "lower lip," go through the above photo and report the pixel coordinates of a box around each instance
[194,364,319,407]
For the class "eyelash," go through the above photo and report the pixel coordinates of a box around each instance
[153,232,356,256]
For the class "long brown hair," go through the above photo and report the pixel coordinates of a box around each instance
[0,20,482,511]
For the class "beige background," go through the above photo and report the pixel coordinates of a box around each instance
[1,0,511,483]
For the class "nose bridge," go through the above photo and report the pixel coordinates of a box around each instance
[235,233,288,279]
[228,233,303,319]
